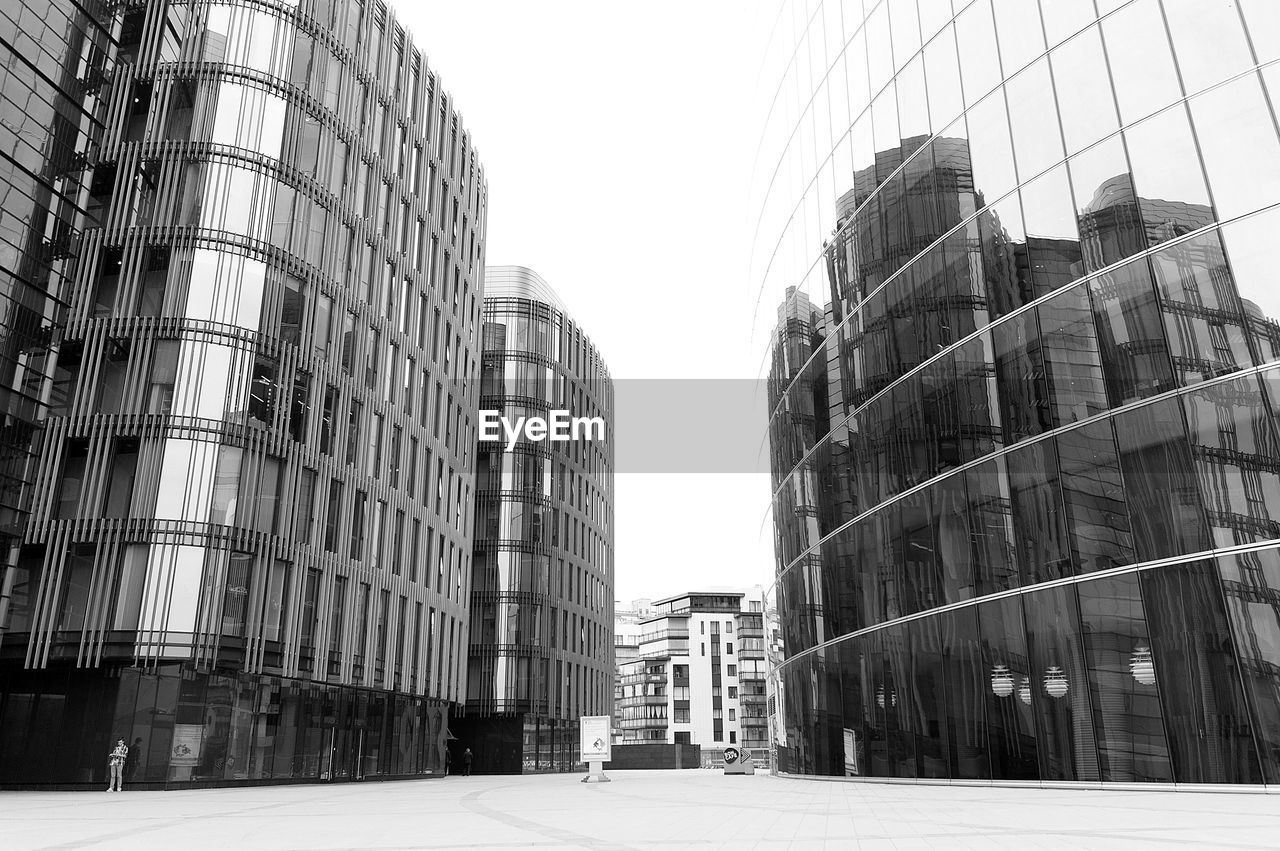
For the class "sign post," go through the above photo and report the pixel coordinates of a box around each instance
[723,746,755,775]
[579,715,612,783]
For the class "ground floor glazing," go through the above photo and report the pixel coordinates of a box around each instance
[0,662,450,786]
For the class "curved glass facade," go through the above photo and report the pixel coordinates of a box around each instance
[455,266,615,773]
[759,0,1280,784]
[0,0,484,785]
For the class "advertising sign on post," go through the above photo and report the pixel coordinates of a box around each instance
[579,715,612,783]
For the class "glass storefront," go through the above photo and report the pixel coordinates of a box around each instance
[0,663,449,786]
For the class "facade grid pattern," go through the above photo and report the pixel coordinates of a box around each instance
[454,265,615,774]
[759,0,1280,784]
[0,0,487,787]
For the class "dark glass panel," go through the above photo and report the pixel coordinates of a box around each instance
[1113,397,1210,561]
[836,635,870,776]
[965,455,1019,596]
[1057,420,1135,574]
[954,332,1003,464]
[899,489,942,615]
[1038,284,1107,427]
[1182,374,1280,547]
[909,615,950,778]
[935,473,975,604]
[880,624,917,777]
[1141,561,1264,783]
[978,193,1031,318]
[1150,229,1254,386]
[1024,584,1100,781]
[939,606,990,779]
[1218,548,1280,783]
[1007,439,1072,585]
[1087,257,1175,406]
[977,594,1040,779]
[993,308,1051,444]
[822,522,864,638]
[1078,574,1173,781]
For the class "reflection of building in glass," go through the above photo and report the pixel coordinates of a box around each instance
[0,0,111,571]
[760,0,1280,784]
[452,266,614,774]
[0,0,485,787]
[615,590,767,759]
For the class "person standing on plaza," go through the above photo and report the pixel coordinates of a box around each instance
[107,738,128,792]
[462,747,473,776]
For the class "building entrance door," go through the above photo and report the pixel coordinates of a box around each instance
[322,727,363,781]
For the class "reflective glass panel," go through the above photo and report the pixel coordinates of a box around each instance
[1023,584,1099,781]
[1218,548,1280,784]
[1113,397,1209,561]
[1182,374,1280,548]
[1076,573,1172,782]
[1149,229,1254,386]
[1102,0,1183,125]
[1123,104,1214,246]
[1140,561,1263,783]
[1051,27,1120,155]
[1162,0,1254,96]
[1219,208,1280,365]
[976,594,1039,779]
[1056,419,1135,574]
[1189,74,1280,222]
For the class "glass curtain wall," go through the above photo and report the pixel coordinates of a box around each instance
[759,0,1280,784]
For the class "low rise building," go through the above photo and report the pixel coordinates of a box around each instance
[615,589,767,759]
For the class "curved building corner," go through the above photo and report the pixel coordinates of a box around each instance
[759,0,1280,786]
[0,0,487,787]
[452,265,616,773]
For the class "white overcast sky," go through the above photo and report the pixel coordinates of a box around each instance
[400,2,785,603]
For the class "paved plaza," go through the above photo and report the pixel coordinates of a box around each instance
[3,770,1280,849]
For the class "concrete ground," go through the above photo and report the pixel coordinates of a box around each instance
[3,770,1280,849]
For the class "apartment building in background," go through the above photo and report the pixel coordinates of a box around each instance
[616,589,767,759]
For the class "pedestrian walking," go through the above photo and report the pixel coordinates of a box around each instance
[462,747,473,776]
[107,738,128,792]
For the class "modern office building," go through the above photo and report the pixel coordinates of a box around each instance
[0,0,486,787]
[616,590,767,758]
[453,266,615,774]
[759,0,1280,784]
